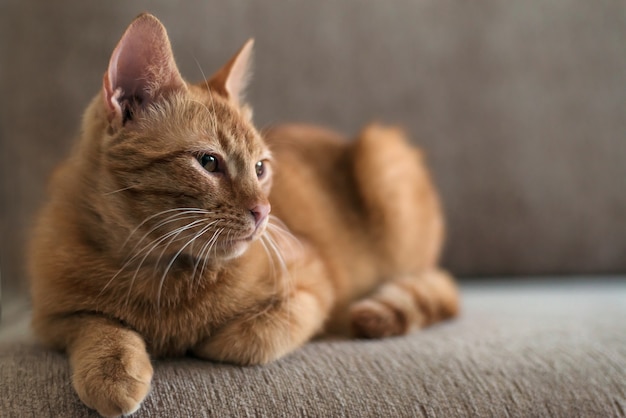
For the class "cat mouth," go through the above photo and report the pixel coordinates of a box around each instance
[222,225,266,248]
[213,231,259,260]
[215,231,251,248]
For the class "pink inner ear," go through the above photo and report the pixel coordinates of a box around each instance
[225,39,254,104]
[109,37,149,103]
[103,14,184,120]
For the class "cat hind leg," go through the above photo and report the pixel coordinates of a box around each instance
[349,269,459,338]
[351,124,444,271]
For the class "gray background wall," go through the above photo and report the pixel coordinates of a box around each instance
[1,0,625,300]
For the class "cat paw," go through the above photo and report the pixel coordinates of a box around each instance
[194,292,322,366]
[194,324,287,366]
[72,344,153,417]
[350,299,406,339]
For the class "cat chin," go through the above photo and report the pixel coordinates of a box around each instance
[221,223,267,260]
[217,240,251,261]
[222,243,249,260]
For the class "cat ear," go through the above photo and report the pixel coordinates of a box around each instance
[103,13,185,127]
[206,39,254,106]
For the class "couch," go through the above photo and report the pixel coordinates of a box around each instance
[1,1,624,417]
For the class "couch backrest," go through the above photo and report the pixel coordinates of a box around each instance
[1,0,625,299]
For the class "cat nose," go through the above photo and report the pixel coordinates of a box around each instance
[249,202,270,228]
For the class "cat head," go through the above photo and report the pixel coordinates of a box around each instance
[95,13,271,264]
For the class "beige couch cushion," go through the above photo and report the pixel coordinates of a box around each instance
[2,280,624,417]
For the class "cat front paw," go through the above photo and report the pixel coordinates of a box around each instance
[194,291,324,366]
[194,324,288,366]
[72,344,153,417]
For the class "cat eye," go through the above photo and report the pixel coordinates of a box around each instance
[199,154,219,173]
[255,161,265,178]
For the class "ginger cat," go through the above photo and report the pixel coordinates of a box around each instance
[29,13,459,417]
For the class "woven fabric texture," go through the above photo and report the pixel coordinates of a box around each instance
[1,281,624,417]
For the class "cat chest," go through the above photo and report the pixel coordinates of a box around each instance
[122,303,221,357]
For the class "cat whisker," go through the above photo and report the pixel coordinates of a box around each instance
[156,220,216,309]
[110,218,208,307]
[261,233,289,309]
[108,213,211,292]
[121,207,211,252]
[126,212,210,259]
[266,224,300,257]
[97,215,199,308]
[201,227,225,279]
[191,222,222,284]
[259,236,276,287]
[263,232,291,299]
[150,218,211,279]
[267,215,300,243]
[127,220,202,281]
[99,218,192,304]
[123,219,219,310]
[136,218,213,314]
[249,236,280,322]
[262,222,298,348]
[266,216,302,272]
[191,224,225,286]
[210,227,226,260]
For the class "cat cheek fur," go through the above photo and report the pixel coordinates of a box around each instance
[28,13,459,418]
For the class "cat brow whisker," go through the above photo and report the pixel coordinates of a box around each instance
[189,99,218,137]
[192,56,219,132]
[206,91,219,135]
[102,185,138,195]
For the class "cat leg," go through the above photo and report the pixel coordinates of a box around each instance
[351,124,444,275]
[34,315,153,417]
[192,253,334,366]
[349,269,459,338]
